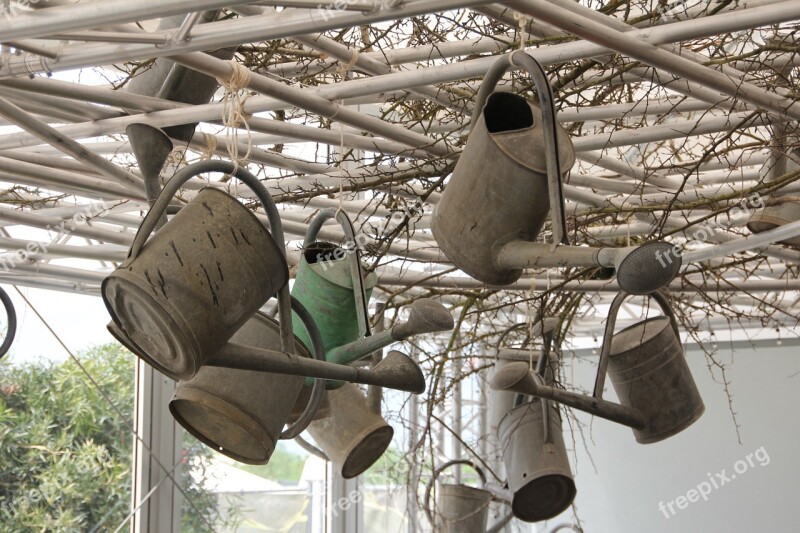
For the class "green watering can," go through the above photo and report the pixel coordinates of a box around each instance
[291,209,377,356]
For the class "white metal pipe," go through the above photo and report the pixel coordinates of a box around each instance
[507,0,800,120]
[683,218,800,262]
[0,97,143,194]
[170,52,455,159]
[0,0,252,42]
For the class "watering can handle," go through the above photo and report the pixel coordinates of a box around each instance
[471,51,569,246]
[304,209,371,337]
[122,160,296,355]
[593,291,680,399]
[423,459,489,525]
[280,296,327,439]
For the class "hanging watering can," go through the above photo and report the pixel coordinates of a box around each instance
[431,51,680,294]
[104,160,428,394]
[498,400,575,522]
[306,382,394,478]
[424,460,492,533]
[169,311,313,464]
[291,209,377,354]
[496,327,575,523]
[492,291,704,444]
[102,186,287,380]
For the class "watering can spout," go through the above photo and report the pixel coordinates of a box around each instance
[324,298,454,366]
[496,240,682,295]
[209,344,426,394]
[392,298,455,339]
[491,362,647,430]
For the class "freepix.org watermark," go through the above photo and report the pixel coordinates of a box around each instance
[654,192,765,268]
[658,446,771,519]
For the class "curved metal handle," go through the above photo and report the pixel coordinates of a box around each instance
[0,287,16,360]
[121,160,295,355]
[280,297,327,439]
[471,51,568,246]
[423,459,490,526]
[304,209,370,337]
[593,291,679,398]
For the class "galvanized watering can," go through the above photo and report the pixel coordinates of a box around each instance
[291,209,377,355]
[499,399,575,523]
[306,382,394,478]
[496,330,575,523]
[109,300,328,464]
[424,460,493,532]
[431,51,681,294]
[492,291,704,444]
[169,311,315,464]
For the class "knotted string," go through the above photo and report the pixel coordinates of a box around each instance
[217,60,254,173]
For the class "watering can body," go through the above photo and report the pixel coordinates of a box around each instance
[498,400,576,522]
[306,382,393,478]
[608,316,704,444]
[432,92,575,285]
[437,483,492,533]
[102,187,288,381]
[169,312,308,464]
[291,242,377,354]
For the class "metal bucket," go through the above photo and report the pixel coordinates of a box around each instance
[498,400,576,522]
[291,241,377,353]
[306,382,393,479]
[608,315,704,444]
[169,312,306,464]
[432,90,575,285]
[102,187,288,380]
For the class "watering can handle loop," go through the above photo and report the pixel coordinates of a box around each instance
[304,209,371,337]
[122,160,296,355]
[593,291,680,399]
[470,51,569,246]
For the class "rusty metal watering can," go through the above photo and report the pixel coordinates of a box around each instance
[496,330,576,522]
[431,51,681,294]
[424,460,493,532]
[492,291,704,444]
[103,160,428,393]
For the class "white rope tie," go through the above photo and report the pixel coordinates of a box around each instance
[217,60,254,173]
[200,132,217,161]
[513,12,529,51]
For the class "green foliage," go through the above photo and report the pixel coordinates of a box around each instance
[0,344,231,532]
